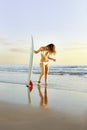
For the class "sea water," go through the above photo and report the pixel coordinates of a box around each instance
[0,64,87,93]
[0,64,87,75]
[0,64,87,113]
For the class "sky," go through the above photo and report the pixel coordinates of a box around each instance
[0,0,87,65]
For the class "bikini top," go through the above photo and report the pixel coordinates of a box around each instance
[40,51,49,62]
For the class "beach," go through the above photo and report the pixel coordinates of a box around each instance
[0,66,87,130]
[0,0,87,129]
[0,101,87,130]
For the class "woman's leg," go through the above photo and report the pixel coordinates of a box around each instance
[38,63,45,83]
[44,84,48,105]
[45,64,48,84]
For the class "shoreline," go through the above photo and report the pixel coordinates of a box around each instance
[0,82,87,115]
[0,74,87,130]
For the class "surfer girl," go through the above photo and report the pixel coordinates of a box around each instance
[34,43,56,84]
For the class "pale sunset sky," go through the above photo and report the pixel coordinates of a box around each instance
[0,0,87,65]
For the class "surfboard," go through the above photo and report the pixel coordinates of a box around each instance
[26,35,34,103]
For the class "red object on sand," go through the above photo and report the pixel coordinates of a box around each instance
[29,80,33,92]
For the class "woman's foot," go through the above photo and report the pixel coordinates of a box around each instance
[38,81,41,84]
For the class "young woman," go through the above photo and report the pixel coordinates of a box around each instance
[34,43,56,84]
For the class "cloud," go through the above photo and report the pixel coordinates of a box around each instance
[10,48,29,53]
[62,47,87,52]
[0,38,13,45]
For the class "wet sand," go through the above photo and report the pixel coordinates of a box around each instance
[0,101,87,130]
[0,82,87,130]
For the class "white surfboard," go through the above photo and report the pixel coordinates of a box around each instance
[27,35,34,83]
[27,35,34,103]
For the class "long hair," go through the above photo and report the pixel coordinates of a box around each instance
[46,44,56,55]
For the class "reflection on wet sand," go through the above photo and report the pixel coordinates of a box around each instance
[37,84,48,108]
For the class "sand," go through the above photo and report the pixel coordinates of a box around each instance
[0,101,87,130]
[0,83,87,130]
[0,71,87,130]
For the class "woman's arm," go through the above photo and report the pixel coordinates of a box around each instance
[34,47,45,54]
[48,56,56,62]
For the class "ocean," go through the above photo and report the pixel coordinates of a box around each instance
[0,64,87,93]
[0,64,87,76]
[0,64,87,109]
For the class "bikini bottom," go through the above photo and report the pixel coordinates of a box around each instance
[40,62,48,65]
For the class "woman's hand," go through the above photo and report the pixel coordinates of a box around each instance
[34,47,43,54]
[53,59,56,62]
[48,56,56,62]
[34,50,38,54]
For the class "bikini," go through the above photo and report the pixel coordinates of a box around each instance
[38,51,49,84]
[40,51,49,65]
[40,61,49,65]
